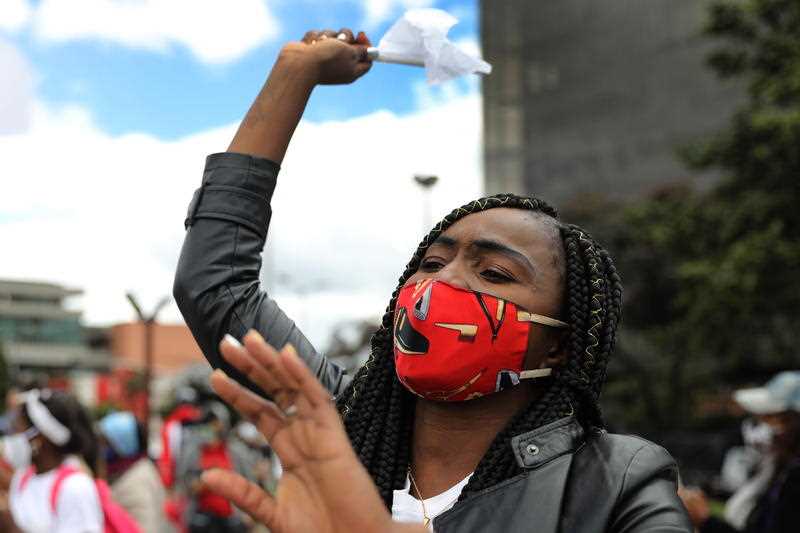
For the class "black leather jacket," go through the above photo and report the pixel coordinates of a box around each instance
[174,152,692,533]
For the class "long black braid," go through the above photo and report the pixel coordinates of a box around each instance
[335,193,623,507]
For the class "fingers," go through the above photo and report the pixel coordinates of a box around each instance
[302,28,348,44]
[219,330,336,421]
[301,30,318,44]
[202,469,276,526]
[220,332,297,410]
[281,345,337,411]
[301,28,370,46]
[210,370,286,440]
[354,58,373,79]
[354,44,370,63]
[337,28,355,43]
[356,31,372,47]
[242,331,299,410]
[319,29,338,40]
[220,334,289,406]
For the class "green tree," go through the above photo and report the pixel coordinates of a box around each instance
[579,0,800,434]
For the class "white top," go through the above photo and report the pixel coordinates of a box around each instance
[392,473,472,531]
[9,461,103,533]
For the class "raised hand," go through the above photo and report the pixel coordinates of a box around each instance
[203,331,425,533]
[281,28,373,85]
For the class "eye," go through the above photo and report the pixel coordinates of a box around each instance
[420,258,445,272]
[481,269,514,283]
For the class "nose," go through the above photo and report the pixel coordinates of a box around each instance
[433,262,471,290]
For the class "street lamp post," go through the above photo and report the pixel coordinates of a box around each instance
[125,293,170,443]
[413,174,439,232]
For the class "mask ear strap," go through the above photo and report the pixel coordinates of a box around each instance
[520,368,553,380]
[516,311,568,329]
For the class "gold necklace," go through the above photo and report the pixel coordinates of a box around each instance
[407,468,431,527]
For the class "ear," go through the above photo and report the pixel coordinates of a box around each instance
[542,329,568,368]
[523,327,568,370]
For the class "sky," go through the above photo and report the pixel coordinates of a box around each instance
[0,0,485,351]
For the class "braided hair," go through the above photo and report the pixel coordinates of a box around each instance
[335,193,623,507]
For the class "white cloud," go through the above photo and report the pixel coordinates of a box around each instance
[0,37,35,134]
[0,90,483,350]
[0,0,32,32]
[32,0,279,64]
[362,0,435,30]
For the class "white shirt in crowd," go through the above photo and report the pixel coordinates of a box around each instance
[392,473,472,531]
[9,459,103,533]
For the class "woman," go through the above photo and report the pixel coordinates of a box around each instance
[0,389,103,533]
[179,402,248,533]
[174,28,692,532]
[99,411,169,533]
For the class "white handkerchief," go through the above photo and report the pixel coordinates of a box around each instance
[377,8,492,84]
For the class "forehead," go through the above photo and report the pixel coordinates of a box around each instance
[438,208,560,253]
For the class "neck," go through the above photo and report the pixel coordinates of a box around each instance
[409,384,538,499]
[33,451,64,475]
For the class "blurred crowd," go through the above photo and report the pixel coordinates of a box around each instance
[0,370,797,532]
[0,379,279,533]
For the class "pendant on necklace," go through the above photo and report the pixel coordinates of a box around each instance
[423,517,430,527]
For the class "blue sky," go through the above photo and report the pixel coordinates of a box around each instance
[0,0,485,347]
[4,0,479,139]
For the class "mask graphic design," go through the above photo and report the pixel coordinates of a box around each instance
[393,279,567,401]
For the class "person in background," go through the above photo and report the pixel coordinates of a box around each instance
[179,402,248,533]
[160,387,203,533]
[99,411,171,533]
[0,389,103,532]
[680,371,800,533]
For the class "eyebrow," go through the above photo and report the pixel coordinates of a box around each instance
[430,236,537,275]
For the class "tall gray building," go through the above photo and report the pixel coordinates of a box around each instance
[481,0,743,204]
[0,279,108,372]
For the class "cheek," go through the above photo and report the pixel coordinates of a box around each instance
[405,271,426,285]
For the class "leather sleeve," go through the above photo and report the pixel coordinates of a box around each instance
[608,442,693,533]
[174,152,350,397]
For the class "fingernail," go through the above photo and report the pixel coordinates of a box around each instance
[211,369,229,381]
[320,34,328,40]
[223,334,242,347]
[245,329,263,341]
[337,32,347,41]
[282,343,298,359]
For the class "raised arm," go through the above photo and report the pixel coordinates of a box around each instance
[174,30,372,397]
[228,29,372,162]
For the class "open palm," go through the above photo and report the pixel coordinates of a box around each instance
[203,331,424,533]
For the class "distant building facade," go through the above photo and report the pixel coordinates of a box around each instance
[481,0,744,204]
[0,279,108,372]
[109,322,204,375]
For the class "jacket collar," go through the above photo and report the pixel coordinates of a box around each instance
[433,416,586,533]
[509,416,585,469]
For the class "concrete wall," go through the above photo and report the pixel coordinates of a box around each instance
[481,0,744,205]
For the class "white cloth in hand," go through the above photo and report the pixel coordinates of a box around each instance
[377,8,492,84]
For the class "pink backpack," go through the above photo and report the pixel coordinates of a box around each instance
[20,465,142,533]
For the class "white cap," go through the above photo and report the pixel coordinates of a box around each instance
[734,371,800,415]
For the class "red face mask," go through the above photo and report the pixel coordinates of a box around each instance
[393,279,567,402]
